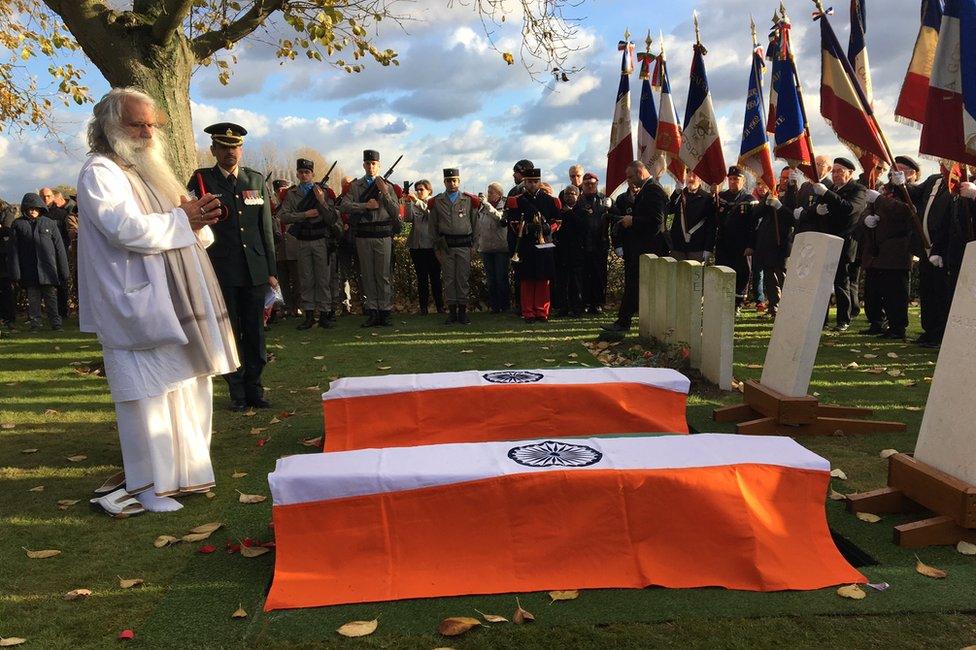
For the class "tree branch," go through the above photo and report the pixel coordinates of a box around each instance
[190,0,286,61]
[151,0,195,45]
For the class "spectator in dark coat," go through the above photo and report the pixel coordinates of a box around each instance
[0,204,15,328]
[39,187,72,318]
[8,193,69,330]
[748,182,794,318]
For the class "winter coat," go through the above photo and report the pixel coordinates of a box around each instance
[9,212,69,286]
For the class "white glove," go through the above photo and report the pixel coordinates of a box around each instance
[864,214,880,228]
[614,246,624,258]
[812,182,828,196]
[766,196,782,210]
[793,207,803,220]
[789,170,804,186]
[960,181,976,199]
[675,180,685,190]
[603,197,613,208]
[929,255,944,268]
[816,203,829,215]
[891,171,906,186]
[702,251,712,264]
[865,189,881,203]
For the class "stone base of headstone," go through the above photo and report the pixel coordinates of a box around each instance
[846,454,976,548]
[638,254,659,341]
[713,380,907,436]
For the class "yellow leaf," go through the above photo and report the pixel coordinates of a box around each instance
[240,545,271,558]
[438,616,482,636]
[250,427,267,435]
[64,588,92,601]
[474,608,508,623]
[0,638,27,647]
[237,491,267,504]
[28,485,45,492]
[460,349,473,354]
[182,532,214,543]
[830,468,847,480]
[188,522,222,535]
[542,358,556,363]
[513,596,535,624]
[44,409,60,415]
[57,499,79,510]
[231,604,248,619]
[915,555,947,579]
[377,366,392,371]
[153,535,181,548]
[243,409,257,417]
[337,618,379,637]
[880,449,899,459]
[118,577,144,589]
[20,449,38,454]
[232,471,248,479]
[502,52,514,65]
[828,489,847,501]
[548,589,579,602]
[66,454,88,462]
[863,353,877,359]
[886,352,899,358]
[887,369,903,377]
[205,491,216,499]
[300,436,323,447]
[836,584,866,600]
[856,512,881,523]
[956,540,976,556]
[0,423,15,429]
[845,361,859,369]
[24,548,61,559]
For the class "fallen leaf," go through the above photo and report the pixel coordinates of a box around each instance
[830,468,847,480]
[887,352,899,358]
[243,409,257,417]
[956,540,976,556]
[300,436,323,447]
[880,449,899,459]
[502,51,515,65]
[337,619,378,638]
[249,427,267,435]
[0,423,15,430]
[28,485,45,492]
[438,616,482,636]
[269,417,280,424]
[240,545,271,558]
[64,588,92,601]
[231,604,248,619]
[845,362,859,369]
[905,405,923,411]
[237,491,267,504]
[513,597,535,624]
[232,471,247,479]
[197,544,216,554]
[20,449,37,454]
[118,577,144,589]
[863,353,877,359]
[460,349,473,354]
[542,358,556,362]
[856,512,881,523]
[182,532,214,543]
[915,555,947,579]
[865,367,887,374]
[118,630,134,641]
[376,366,392,371]
[57,499,79,510]
[66,454,88,462]
[188,522,222,535]
[24,548,61,559]
[549,590,579,602]
[0,638,27,647]
[205,491,216,499]
[504,363,514,367]
[828,489,847,501]
[836,584,866,600]
[568,352,578,358]
[474,609,508,623]
[867,582,891,591]
[313,355,324,360]
[153,535,181,548]
[887,369,903,377]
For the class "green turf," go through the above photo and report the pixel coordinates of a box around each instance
[1,307,975,648]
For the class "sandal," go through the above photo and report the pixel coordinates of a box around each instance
[90,488,146,517]
[93,471,126,495]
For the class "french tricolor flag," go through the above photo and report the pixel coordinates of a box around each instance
[961,0,976,156]
[655,40,685,182]
[920,0,976,166]
[637,48,662,177]
[678,38,727,187]
[606,40,635,196]
[895,0,944,129]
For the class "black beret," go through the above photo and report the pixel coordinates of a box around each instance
[524,168,542,180]
[894,155,921,173]
[513,159,534,174]
[727,165,745,177]
[443,168,460,179]
[834,157,856,172]
[296,158,314,172]
[204,122,247,146]
[363,149,380,162]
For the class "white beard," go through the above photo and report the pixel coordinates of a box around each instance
[107,127,187,208]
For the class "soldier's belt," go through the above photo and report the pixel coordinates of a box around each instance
[444,233,473,247]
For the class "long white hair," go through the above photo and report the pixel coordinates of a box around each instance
[88,87,186,206]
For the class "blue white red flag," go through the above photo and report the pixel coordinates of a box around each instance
[920,0,976,165]
[769,16,816,180]
[678,39,726,187]
[896,1,944,128]
[606,40,635,196]
[637,49,662,176]
[961,0,976,155]
[655,42,685,182]
[848,0,873,106]
[738,46,776,195]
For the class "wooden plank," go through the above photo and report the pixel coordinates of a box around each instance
[712,403,757,423]
[894,515,976,548]
[734,416,785,436]
[743,381,818,424]
[889,454,976,528]
[815,405,875,418]
[846,487,913,514]
[804,417,907,436]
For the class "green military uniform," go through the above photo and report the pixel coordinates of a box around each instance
[189,122,276,409]
[429,168,479,324]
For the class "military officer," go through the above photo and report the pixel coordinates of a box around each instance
[189,122,277,411]
[338,150,400,327]
[715,166,758,310]
[277,158,340,330]
[429,168,480,325]
[668,171,717,263]
[506,168,558,322]
[577,172,611,314]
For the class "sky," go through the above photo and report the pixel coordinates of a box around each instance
[0,0,931,202]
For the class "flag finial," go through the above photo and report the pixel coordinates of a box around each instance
[624,28,631,41]
[693,11,701,45]
[659,30,666,57]
[750,15,758,46]
[645,30,653,51]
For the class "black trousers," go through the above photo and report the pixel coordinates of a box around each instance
[409,248,443,311]
[554,257,583,313]
[760,265,786,312]
[0,279,15,324]
[864,268,909,333]
[221,283,268,402]
[918,257,950,342]
[833,258,856,325]
[581,249,608,308]
[617,251,640,325]
[56,281,69,318]
[718,252,750,306]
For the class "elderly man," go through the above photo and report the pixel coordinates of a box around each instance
[77,87,237,515]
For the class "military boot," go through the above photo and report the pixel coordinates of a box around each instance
[361,309,378,327]
[297,311,316,330]
[457,305,471,325]
[318,311,335,329]
[377,310,392,326]
[445,305,458,325]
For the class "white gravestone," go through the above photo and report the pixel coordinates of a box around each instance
[661,258,679,344]
[653,257,677,341]
[914,241,976,486]
[760,232,844,397]
[675,260,704,369]
[701,265,736,390]
[639,254,659,340]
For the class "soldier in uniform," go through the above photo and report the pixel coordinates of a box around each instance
[271,179,301,319]
[430,168,480,324]
[715,166,758,311]
[668,171,717,263]
[277,158,340,330]
[577,172,611,314]
[189,122,278,411]
[506,159,534,314]
[338,150,400,327]
[507,168,558,322]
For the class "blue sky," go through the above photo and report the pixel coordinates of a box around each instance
[0,0,928,200]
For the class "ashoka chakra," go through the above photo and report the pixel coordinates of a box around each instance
[507,441,602,468]
[483,370,544,384]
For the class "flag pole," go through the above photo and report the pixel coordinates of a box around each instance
[780,2,818,176]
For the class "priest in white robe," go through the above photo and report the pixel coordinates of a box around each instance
[77,87,238,514]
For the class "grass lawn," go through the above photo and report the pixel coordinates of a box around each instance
[1,306,975,648]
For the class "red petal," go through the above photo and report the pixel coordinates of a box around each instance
[118,629,135,640]
[198,545,216,554]
[256,438,267,447]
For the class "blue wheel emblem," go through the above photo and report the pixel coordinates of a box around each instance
[483,370,544,384]
[507,441,602,468]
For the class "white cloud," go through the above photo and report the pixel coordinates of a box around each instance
[545,74,601,107]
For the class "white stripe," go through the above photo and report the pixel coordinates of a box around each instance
[930,17,961,94]
[323,367,690,401]
[269,433,830,506]
[679,102,721,171]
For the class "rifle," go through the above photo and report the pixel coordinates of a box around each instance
[296,160,339,213]
[361,154,403,205]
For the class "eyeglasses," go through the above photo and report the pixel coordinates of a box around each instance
[125,121,157,130]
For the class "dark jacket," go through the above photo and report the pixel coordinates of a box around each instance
[555,204,586,262]
[933,196,971,276]
[858,194,914,271]
[575,192,611,253]
[750,199,794,269]
[715,189,757,262]
[609,188,637,251]
[507,189,557,280]
[909,174,954,256]
[797,180,867,262]
[189,165,277,288]
[9,214,69,286]
[632,177,672,256]
[668,187,716,254]
[0,222,13,280]
[783,178,833,234]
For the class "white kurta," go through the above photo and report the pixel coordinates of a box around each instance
[77,155,238,496]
